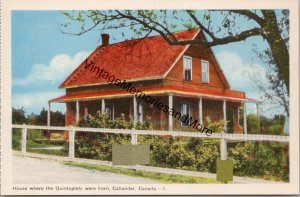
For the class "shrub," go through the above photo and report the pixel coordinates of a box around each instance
[75,113,152,160]
[205,116,227,133]
[75,113,288,181]
[228,141,288,181]
[257,114,285,135]
[266,124,283,135]
[186,138,220,172]
[247,114,259,134]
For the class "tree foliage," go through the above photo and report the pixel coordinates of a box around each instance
[247,114,285,135]
[12,107,26,124]
[12,107,65,126]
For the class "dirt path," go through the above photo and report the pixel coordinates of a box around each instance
[12,155,156,184]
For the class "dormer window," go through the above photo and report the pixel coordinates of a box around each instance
[183,56,192,81]
[201,60,209,83]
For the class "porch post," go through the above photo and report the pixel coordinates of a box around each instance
[76,101,79,124]
[133,97,138,123]
[221,99,227,160]
[223,100,227,132]
[168,94,173,131]
[101,99,105,114]
[138,102,143,122]
[244,101,247,134]
[199,97,203,125]
[47,101,51,126]
[256,103,260,134]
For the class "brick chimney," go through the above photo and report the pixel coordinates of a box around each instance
[101,34,109,46]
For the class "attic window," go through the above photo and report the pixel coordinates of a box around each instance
[201,60,209,83]
[183,56,192,81]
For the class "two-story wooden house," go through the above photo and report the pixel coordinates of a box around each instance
[49,29,258,137]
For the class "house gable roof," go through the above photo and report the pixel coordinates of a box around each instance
[60,29,229,88]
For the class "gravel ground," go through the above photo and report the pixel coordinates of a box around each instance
[12,156,157,184]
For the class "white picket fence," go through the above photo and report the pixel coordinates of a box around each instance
[12,124,289,160]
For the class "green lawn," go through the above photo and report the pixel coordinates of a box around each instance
[64,161,219,184]
[12,128,68,156]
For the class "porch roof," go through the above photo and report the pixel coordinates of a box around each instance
[50,86,259,103]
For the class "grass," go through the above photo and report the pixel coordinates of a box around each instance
[27,149,68,156]
[64,161,219,184]
[12,128,68,156]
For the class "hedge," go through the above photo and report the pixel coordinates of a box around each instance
[74,112,288,181]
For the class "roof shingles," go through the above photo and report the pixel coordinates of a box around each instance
[60,29,199,88]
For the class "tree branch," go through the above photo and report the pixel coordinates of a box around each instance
[115,10,176,45]
[207,27,262,46]
[185,10,216,40]
[230,10,265,26]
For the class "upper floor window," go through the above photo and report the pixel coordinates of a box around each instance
[183,56,192,81]
[201,60,209,83]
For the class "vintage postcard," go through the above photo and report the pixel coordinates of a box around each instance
[1,0,299,195]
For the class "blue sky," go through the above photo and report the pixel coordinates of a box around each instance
[12,11,286,117]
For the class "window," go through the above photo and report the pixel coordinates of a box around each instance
[201,60,209,83]
[181,103,190,127]
[138,102,143,122]
[105,105,114,120]
[183,56,192,81]
[80,106,89,117]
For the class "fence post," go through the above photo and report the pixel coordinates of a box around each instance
[69,128,75,158]
[220,137,227,160]
[131,129,138,145]
[21,124,27,155]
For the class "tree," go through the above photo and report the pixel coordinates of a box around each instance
[250,10,289,116]
[27,112,38,125]
[256,114,285,135]
[247,114,259,134]
[12,107,26,124]
[61,10,289,94]
[36,107,47,125]
[250,58,289,116]
[37,107,65,126]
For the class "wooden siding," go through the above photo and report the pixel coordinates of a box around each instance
[66,102,76,126]
[166,43,226,90]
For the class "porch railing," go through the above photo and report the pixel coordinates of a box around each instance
[12,124,289,160]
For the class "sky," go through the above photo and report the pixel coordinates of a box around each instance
[12,11,287,117]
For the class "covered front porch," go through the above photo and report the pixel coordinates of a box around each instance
[49,91,260,135]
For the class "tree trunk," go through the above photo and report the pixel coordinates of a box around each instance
[263,11,289,95]
[265,35,289,95]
